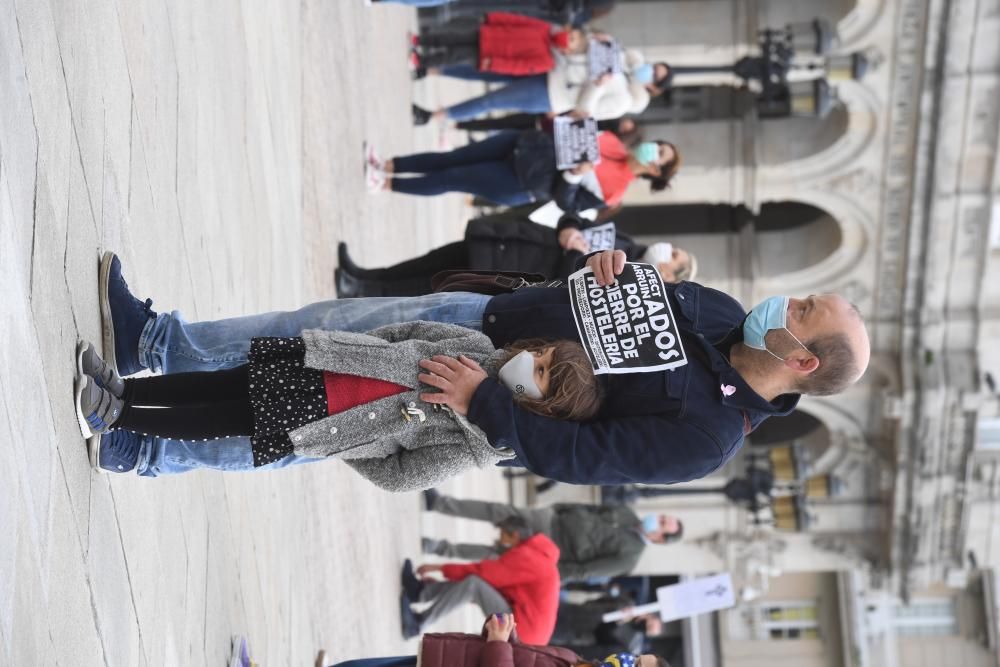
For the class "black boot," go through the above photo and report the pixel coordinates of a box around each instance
[335,268,377,298]
[412,104,432,126]
[338,242,371,278]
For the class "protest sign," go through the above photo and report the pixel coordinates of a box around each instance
[568,262,688,375]
[589,38,623,79]
[580,222,616,252]
[601,574,737,623]
[554,116,600,170]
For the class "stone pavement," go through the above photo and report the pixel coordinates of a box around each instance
[0,1,514,664]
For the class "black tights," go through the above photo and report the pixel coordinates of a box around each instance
[115,366,254,440]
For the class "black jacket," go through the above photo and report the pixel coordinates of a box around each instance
[469,281,801,484]
[465,210,647,280]
[511,131,606,213]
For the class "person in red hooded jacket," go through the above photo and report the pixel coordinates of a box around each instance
[412,13,587,78]
[400,516,561,644]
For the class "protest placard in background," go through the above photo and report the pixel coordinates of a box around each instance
[580,222,616,252]
[588,38,623,79]
[601,574,737,623]
[554,116,600,170]
[568,262,688,374]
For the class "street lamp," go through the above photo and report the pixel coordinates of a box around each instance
[669,18,868,120]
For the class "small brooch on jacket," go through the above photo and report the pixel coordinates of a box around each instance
[401,401,427,423]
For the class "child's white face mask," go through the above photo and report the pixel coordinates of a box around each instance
[641,242,673,266]
[498,351,543,399]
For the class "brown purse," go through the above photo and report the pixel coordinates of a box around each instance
[430,269,560,295]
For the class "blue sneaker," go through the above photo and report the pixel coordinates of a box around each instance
[99,251,156,377]
[88,429,142,474]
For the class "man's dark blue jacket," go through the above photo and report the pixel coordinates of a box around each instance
[469,281,799,485]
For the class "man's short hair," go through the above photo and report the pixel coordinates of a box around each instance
[662,518,684,543]
[798,331,859,396]
[497,516,533,540]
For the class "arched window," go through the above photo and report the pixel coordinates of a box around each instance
[754,202,842,276]
[613,201,842,282]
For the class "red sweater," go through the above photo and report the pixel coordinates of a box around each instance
[441,533,562,644]
[478,12,562,75]
[594,132,635,207]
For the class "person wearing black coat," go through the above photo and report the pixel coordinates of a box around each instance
[367,130,607,213]
[334,208,697,298]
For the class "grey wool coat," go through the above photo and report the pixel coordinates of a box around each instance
[290,322,514,491]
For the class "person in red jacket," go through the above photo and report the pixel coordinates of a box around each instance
[412,13,586,78]
[400,517,562,644]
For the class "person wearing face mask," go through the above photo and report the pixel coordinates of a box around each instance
[75,317,600,488]
[364,130,680,214]
[411,46,670,126]
[334,210,697,298]
[94,249,869,483]
[420,490,683,581]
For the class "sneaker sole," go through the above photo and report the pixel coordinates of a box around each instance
[98,251,118,375]
[87,432,107,474]
[74,374,95,440]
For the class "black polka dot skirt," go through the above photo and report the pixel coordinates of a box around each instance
[247,337,327,467]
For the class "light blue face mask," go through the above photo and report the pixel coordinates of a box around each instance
[742,296,808,361]
[632,63,654,85]
[641,514,660,533]
[633,142,659,166]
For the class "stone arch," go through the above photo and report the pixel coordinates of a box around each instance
[792,398,870,477]
[750,190,872,296]
[836,0,891,51]
[757,81,880,181]
[753,202,843,277]
[758,105,850,166]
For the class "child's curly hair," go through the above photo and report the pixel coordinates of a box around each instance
[501,339,603,421]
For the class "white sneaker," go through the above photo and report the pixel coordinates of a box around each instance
[364,141,383,172]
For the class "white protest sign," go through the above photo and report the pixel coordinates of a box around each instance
[554,116,601,170]
[588,38,623,79]
[601,574,737,624]
[568,262,688,375]
[580,222,616,252]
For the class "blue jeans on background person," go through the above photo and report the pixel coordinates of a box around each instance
[135,292,492,476]
[390,132,533,206]
[443,72,550,120]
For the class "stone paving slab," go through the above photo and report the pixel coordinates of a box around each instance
[0,1,511,664]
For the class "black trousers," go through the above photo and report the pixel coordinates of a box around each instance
[421,21,480,68]
[116,366,254,440]
[351,241,470,296]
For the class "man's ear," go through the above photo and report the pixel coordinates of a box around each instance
[785,351,819,375]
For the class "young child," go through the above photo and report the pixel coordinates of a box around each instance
[74,322,601,491]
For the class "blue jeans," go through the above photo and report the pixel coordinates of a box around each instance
[136,292,492,476]
[443,70,550,121]
[391,132,533,207]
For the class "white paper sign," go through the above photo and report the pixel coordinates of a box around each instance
[655,573,736,622]
[580,222,616,252]
[589,38,623,79]
[554,116,601,170]
[568,263,688,375]
[600,573,736,623]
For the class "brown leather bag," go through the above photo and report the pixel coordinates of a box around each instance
[430,269,560,295]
